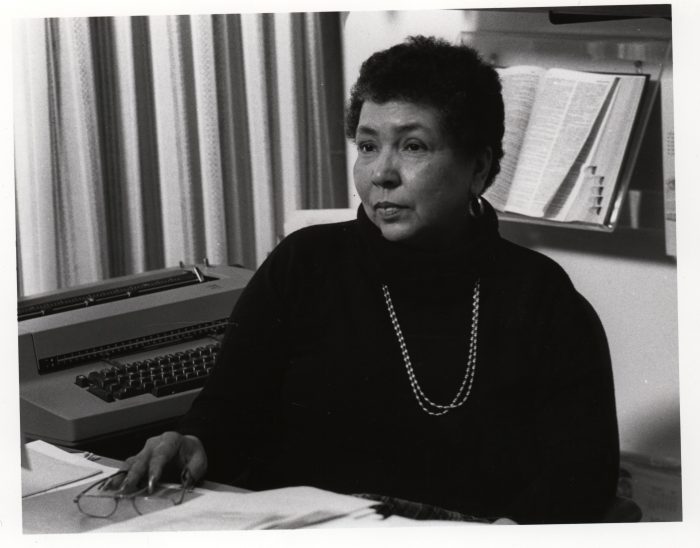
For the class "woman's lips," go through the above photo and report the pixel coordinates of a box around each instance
[374,202,406,219]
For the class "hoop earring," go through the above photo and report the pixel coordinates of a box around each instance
[468,195,485,218]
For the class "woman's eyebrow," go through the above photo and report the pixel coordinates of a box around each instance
[356,122,429,135]
[393,122,428,134]
[355,125,378,136]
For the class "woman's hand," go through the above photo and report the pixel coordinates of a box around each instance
[113,431,208,494]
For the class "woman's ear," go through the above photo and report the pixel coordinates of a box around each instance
[470,147,493,196]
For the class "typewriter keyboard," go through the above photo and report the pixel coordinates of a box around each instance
[75,342,220,402]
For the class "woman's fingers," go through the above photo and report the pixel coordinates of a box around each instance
[180,435,208,484]
[117,433,177,493]
[112,432,207,494]
[102,468,129,491]
[117,450,151,493]
[147,434,181,492]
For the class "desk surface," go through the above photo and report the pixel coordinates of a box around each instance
[22,443,490,532]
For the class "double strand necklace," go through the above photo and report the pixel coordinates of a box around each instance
[381,278,480,416]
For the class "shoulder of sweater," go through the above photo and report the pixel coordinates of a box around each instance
[493,238,605,343]
[276,220,358,256]
[243,221,359,298]
[493,236,575,290]
[257,220,359,280]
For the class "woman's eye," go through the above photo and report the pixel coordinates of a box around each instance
[404,141,426,152]
[357,142,376,153]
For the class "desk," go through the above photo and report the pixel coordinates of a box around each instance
[22,442,495,533]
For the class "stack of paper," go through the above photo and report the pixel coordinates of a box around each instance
[22,441,491,532]
[99,486,377,531]
[22,441,120,533]
[21,441,379,532]
[22,443,102,497]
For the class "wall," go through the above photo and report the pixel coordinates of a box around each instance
[343,9,679,463]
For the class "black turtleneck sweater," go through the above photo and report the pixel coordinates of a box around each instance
[178,203,619,524]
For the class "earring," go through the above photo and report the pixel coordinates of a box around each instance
[468,195,485,218]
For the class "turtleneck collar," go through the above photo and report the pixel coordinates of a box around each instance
[355,199,501,284]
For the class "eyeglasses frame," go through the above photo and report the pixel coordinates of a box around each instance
[73,469,190,518]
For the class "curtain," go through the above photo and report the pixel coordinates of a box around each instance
[14,13,347,297]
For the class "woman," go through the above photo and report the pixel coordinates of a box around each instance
[117,36,619,524]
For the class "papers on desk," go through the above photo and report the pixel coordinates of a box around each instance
[21,441,377,533]
[21,440,111,497]
[21,441,487,532]
[22,445,100,497]
[99,486,377,532]
[22,441,122,533]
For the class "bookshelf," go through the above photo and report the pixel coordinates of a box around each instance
[460,23,672,234]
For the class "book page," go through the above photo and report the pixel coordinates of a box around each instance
[545,78,620,221]
[504,69,616,217]
[562,74,646,223]
[483,66,545,210]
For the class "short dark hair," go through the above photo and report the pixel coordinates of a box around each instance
[345,35,504,190]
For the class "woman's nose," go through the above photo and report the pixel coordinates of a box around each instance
[370,151,400,188]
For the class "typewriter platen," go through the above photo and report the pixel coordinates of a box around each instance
[18,263,253,447]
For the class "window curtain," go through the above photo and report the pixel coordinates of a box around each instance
[13,13,347,297]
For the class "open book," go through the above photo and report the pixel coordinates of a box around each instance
[484,66,646,226]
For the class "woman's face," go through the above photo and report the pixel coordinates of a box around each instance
[353,100,489,249]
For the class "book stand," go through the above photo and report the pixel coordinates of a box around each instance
[460,27,672,231]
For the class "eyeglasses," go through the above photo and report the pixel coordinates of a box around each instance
[73,469,192,518]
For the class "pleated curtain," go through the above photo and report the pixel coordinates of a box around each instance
[14,13,347,297]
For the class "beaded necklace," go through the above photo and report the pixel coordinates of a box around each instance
[381,279,480,416]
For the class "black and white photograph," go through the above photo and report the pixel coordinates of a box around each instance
[3,1,699,546]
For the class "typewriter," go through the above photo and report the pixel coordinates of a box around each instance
[18,263,253,447]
